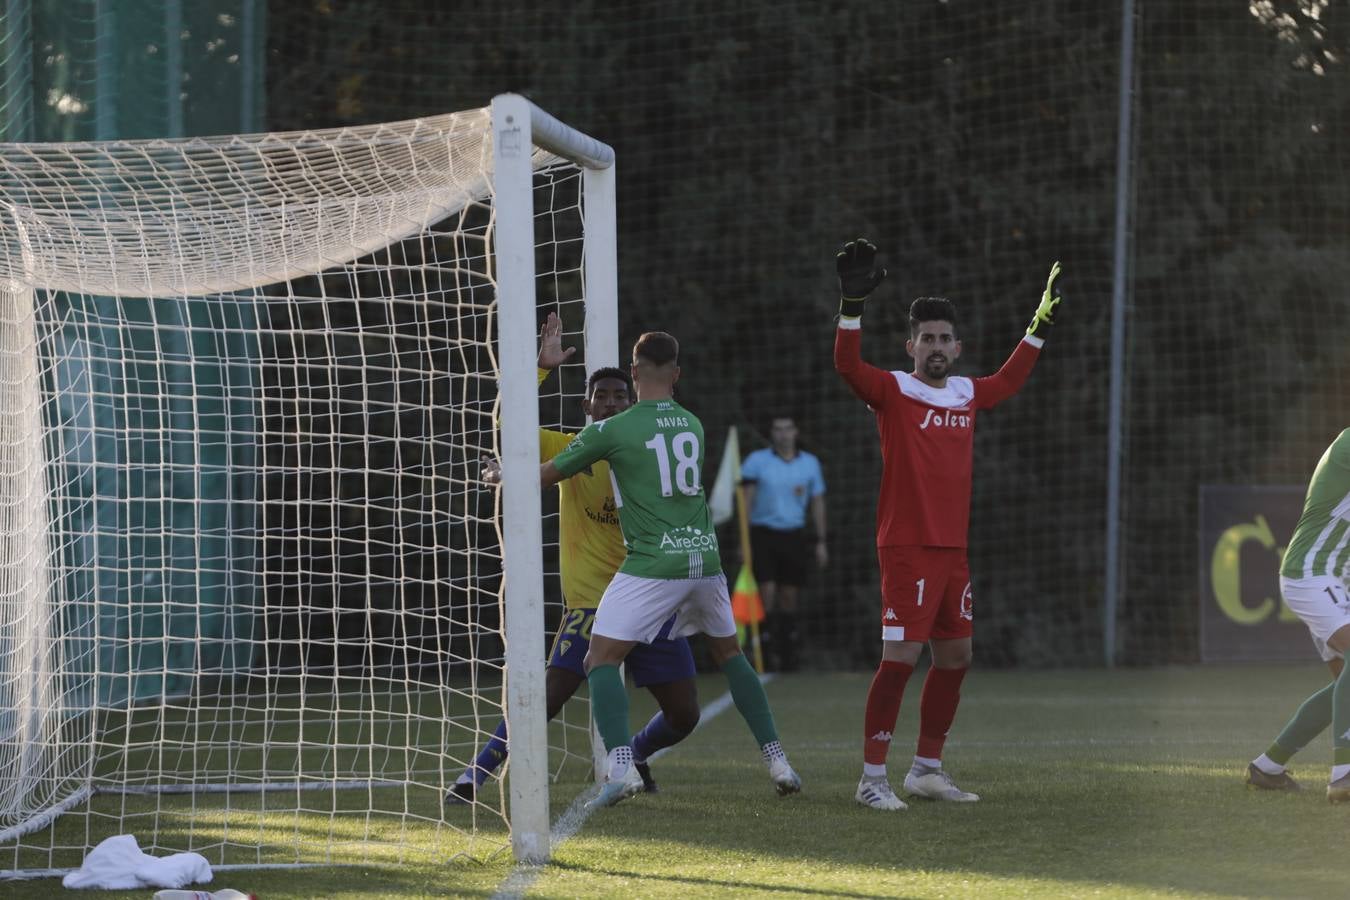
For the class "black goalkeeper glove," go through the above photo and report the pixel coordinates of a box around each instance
[836,238,887,320]
[1026,261,1062,337]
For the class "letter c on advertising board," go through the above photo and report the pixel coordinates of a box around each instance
[1211,515,1279,625]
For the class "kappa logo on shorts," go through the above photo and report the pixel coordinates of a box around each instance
[960,583,973,621]
[884,609,898,621]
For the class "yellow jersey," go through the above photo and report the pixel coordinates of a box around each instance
[536,371,625,608]
[542,428,625,608]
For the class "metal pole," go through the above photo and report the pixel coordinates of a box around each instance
[492,93,550,865]
[582,162,618,781]
[164,0,182,137]
[1104,0,1139,668]
[239,0,259,131]
[94,0,117,140]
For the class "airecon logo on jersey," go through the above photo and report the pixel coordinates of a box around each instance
[919,408,971,430]
[658,525,719,554]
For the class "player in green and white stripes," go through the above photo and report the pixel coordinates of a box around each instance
[1247,428,1350,801]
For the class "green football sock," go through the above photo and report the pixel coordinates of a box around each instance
[1267,682,1334,765]
[1333,663,1350,767]
[721,653,779,747]
[586,664,630,752]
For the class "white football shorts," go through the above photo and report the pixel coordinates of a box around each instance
[1279,574,1350,661]
[593,572,737,643]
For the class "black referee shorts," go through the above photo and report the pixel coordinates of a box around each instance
[749,525,812,587]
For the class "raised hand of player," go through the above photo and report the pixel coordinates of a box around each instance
[537,311,577,370]
[836,238,887,321]
[836,238,888,300]
[1027,261,1062,336]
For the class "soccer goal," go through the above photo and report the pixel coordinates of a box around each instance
[0,93,614,878]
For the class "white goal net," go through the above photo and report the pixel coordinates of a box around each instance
[0,95,615,876]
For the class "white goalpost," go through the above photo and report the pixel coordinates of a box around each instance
[0,93,615,877]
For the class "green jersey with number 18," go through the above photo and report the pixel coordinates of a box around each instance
[549,398,721,580]
[1282,428,1350,580]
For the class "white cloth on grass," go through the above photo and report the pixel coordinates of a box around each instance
[61,834,212,890]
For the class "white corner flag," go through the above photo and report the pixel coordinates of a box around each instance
[709,426,740,526]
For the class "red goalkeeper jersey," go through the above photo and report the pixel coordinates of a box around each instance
[834,322,1041,548]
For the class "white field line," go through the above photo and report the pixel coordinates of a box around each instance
[796,735,1268,751]
[958,696,1291,709]
[490,673,776,900]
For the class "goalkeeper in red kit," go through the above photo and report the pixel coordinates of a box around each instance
[833,238,1061,810]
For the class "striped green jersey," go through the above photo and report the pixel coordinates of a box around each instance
[549,397,721,580]
[1282,429,1350,580]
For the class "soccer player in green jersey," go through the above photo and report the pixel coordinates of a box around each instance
[445,314,701,805]
[1246,428,1350,801]
[542,331,803,808]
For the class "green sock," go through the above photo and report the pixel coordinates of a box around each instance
[1267,682,1334,765]
[586,664,630,752]
[721,653,779,747]
[1333,663,1350,767]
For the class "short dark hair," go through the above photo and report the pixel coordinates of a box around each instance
[587,366,633,396]
[908,296,958,337]
[632,331,679,367]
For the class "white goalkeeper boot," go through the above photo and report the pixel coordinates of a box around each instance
[903,766,980,802]
[855,775,907,810]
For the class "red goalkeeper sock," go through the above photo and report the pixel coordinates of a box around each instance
[863,660,914,766]
[916,665,968,761]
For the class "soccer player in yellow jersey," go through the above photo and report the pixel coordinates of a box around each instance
[447,314,701,804]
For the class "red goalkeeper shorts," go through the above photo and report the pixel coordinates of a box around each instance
[876,545,974,643]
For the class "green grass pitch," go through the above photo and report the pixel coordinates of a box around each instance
[0,664,1341,898]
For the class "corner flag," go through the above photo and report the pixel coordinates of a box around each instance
[731,562,764,626]
[708,425,766,671]
[709,426,739,526]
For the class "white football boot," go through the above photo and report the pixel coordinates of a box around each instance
[587,745,644,810]
[1327,772,1350,804]
[855,776,907,810]
[903,768,980,802]
[768,756,802,796]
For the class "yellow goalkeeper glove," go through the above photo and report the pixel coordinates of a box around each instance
[1026,261,1062,336]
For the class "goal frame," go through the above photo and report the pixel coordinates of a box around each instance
[491,93,617,864]
[0,94,615,878]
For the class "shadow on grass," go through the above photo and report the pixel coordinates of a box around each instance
[549,858,921,899]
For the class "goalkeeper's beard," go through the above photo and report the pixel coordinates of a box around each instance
[923,355,951,379]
